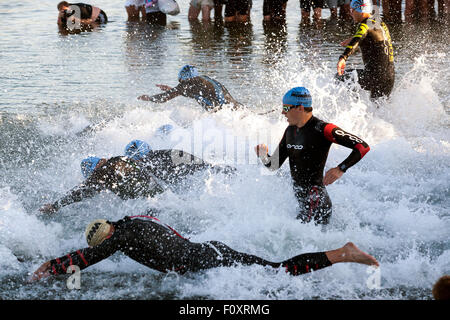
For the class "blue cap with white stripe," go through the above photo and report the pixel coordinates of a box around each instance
[124,140,151,161]
[81,156,101,178]
[178,65,199,82]
[282,87,312,108]
[350,0,373,13]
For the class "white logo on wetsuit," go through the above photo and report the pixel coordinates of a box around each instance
[287,144,304,150]
[334,130,363,144]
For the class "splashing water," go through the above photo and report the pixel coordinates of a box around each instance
[0,0,449,300]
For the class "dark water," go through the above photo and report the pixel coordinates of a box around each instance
[0,0,449,300]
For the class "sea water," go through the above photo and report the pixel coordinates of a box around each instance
[0,0,449,299]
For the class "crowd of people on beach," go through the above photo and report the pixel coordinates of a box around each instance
[24,0,449,300]
[57,0,449,28]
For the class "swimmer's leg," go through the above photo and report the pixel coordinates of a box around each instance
[295,186,332,225]
[370,75,395,100]
[204,241,378,276]
[281,242,379,276]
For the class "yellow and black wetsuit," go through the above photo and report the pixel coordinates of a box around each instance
[337,18,395,99]
[49,215,333,276]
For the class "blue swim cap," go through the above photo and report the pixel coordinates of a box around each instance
[178,65,199,82]
[350,0,373,13]
[124,140,151,161]
[156,124,174,136]
[81,157,101,178]
[282,87,312,108]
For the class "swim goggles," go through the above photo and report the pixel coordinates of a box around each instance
[282,105,298,112]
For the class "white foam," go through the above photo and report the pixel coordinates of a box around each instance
[3,53,448,299]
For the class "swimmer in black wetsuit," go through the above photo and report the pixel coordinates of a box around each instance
[124,139,235,184]
[57,1,108,29]
[39,140,234,214]
[336,0,395,99]
[255,87,370,225]
[138,65,242,112]
[30,215,379,282]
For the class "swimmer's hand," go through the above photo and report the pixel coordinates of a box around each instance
[323,167,344,186]
[28,261,51,283]
[337,58,346,76]
[254,144,269,158]
[39,203,58,214]
[156,84,172,91]
[138,95,150,101]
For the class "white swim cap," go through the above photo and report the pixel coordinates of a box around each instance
[85,219,111,247]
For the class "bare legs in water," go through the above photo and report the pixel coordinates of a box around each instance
[326,242,379,267]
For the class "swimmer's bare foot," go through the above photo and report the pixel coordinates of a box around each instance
[326,242,379,267]
[343,242,379,266]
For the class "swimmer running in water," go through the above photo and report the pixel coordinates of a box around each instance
[30,215,379,282]
[336,0,395,100]
[40,140,234,214]
[138,65,243,112]
[255,87,370,225]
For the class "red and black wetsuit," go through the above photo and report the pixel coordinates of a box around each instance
[49,215,332,276]
[262,116,370,224]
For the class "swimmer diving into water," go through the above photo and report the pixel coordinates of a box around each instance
[30,215,379,282]
[138,65,243,112]
[40,140,234,214]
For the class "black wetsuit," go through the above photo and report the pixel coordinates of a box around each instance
[263,0,288,19]
[49,215,332,276]
[65,3,108,23]
[146,76,241,112]
[262,116,370,224]
[224,0,252,18]
[337,18,395,99]
[300,0,324,11]
[51,151,234,211]
[140,149,235,184]
[52,156,162,211]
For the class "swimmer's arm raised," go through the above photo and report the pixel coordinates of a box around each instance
[255,130,288,171]
[340,23,369,61]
